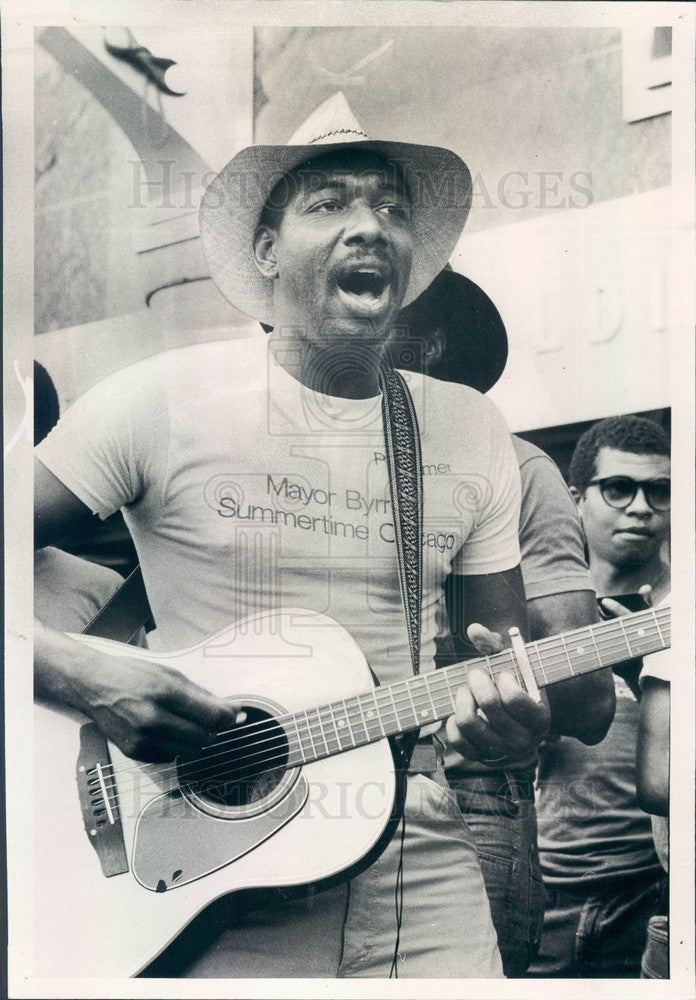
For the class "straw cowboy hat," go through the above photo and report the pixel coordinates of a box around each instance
[199,92,472,326]
[391,265,508,394]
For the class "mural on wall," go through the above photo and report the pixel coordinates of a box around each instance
[34,26,254,406]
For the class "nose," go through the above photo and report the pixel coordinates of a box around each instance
[624,486,653,516]
[342,201,388,247]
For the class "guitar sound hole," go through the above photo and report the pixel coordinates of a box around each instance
[178,707,289,808]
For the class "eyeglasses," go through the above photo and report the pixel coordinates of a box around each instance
[586,476,671,512]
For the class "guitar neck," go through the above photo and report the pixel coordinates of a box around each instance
[283,605,671,768]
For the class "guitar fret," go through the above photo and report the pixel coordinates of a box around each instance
[386,685,402,736]
[616,617,635,658]
[559,633,575,676]
[316,704,341,756]
[293,715,310,762]
[430,672,456,716]
[525,645,545,686]
[588,625,603,668]
[423,677,439,721]
[348,695,370,746]
[307,707,330,759]
[410,677,432,724]
[358,691,385,741]
[651,609,667,649]
[328,702,351,752]
[339,700,357,748]
[303,709,319,759]
[404,683,421,728]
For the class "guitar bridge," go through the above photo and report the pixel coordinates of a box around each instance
[76,723,129,877]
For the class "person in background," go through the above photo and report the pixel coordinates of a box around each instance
[531,414,670,977]
[393,268,616,976]
[636,605,670,979]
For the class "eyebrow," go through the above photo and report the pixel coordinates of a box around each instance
[301,175,410,200]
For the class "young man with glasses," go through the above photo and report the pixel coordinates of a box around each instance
[531,414,670,978]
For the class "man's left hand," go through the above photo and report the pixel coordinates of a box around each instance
[445,623,551,767]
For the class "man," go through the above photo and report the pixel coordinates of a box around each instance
[33,93,553,978]
[393,269,615,975]
[531,414,670,977]
[636,630,670,979]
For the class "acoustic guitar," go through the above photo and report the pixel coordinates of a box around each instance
[34,603,670,976]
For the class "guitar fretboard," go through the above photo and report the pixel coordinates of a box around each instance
[282,605,670,768]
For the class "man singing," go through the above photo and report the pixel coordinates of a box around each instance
[34,93,549,978]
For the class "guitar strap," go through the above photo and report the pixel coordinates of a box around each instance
[378,367,429,773]
[82,369,427,757]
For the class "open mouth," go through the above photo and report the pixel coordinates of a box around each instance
[336,267,391,315]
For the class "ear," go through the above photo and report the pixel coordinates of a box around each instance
[254,224,279,280]
[569,485,582,507]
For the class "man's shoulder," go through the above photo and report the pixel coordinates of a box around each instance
[511,435,554,469]
[126,334,266,383]
[402,369,499,417]
[81,334,268,408]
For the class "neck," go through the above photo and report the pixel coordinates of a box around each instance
[591,553,670,600]
[268,325,389,400]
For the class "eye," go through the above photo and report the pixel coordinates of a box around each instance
[377,202,411,221]
[308,199,343,214]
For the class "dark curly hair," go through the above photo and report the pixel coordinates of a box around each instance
[568,415,670,494]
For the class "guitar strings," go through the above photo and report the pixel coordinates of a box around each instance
[87,614,670,800]
[90,612,670,801]
[90,623,667,796]
[92,638,671,807]
[86,611,669,800]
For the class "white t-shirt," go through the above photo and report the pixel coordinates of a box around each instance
[36,336,521,686]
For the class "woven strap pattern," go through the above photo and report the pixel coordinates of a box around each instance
[379,367,424,677]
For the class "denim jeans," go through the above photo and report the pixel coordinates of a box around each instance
[641,914,669,979]
[528,874,668,978]
[447,767,544,977]
[142,770,503,979]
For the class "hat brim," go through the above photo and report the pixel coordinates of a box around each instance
[199,140,472,326]
[391,269,508,394]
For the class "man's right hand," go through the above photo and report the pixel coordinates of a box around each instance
[34,621,241,762]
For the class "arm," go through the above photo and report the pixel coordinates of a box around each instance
[528,590,615,744]
[445,567,551,764]
[513,441,615,743]
[35,457,99,549]
[636,676,669,816]
[34,463,239,762]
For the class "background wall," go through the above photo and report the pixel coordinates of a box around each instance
[255,26,670,229]
[255,26,674,432]
[35,24,675,426]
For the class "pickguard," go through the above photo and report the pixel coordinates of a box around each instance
[131,775,309,891]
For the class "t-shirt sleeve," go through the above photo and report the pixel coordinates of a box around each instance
[35,362,166,521]
[517,450,595,600]
[451,401,521,575]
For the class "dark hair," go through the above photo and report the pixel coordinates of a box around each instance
[34,360,60,444]
[568,415,670,493]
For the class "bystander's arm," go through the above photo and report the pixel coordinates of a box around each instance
[529,589,615,744]
[636,676,669,816]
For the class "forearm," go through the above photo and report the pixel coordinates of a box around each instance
[636,679,670,816]
[528,590,615,744]
[34,617,94,712]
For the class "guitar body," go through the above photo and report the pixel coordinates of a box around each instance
[34,609,399,978]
